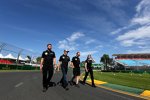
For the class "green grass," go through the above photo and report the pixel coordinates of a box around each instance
[93,71,150,90]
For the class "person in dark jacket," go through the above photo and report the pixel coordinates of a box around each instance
[82,54,96,87]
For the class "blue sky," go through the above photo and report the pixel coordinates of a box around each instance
[0,0,150,63]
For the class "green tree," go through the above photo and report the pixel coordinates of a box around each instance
[80,61,85,67]
[100,54,110,71]
[36,56,41,64]
[27,55,31,63]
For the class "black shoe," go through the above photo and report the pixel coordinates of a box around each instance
[92,84,96,88]
[57,82,60,85]
[75,84,80,88]
[65,87,69,91]
[80,81,85,85]
[53,82,56,86]
[57,81,62,84]
[48,82,53,87]
[69,81,74,86]
[48,82,56,87]
[42,87,47,92]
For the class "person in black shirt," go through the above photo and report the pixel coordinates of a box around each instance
[82,54,96,87]
[70,52,81,88]
[40,44,57,92]
[57,50,70,90]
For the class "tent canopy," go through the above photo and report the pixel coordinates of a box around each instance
[18,56,25,61]
[0,54,4,58]
[4,53,16,59]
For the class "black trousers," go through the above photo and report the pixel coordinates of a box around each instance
[83,68,95,85]
[70,68,76,82]
[42,67,54,88]
[60,67,68,88]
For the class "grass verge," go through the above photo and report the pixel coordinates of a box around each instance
[92,71,150,90]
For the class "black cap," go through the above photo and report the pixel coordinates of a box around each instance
[64,49,69,52]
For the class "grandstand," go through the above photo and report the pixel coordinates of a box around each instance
[112,53,150,70]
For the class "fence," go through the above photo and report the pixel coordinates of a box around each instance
[0,41,40,70]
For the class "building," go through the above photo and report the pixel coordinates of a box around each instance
[112,53,150,71]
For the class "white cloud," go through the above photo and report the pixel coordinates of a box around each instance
[111,25,132,35]
[120,39,146,47]
[117,25,150,40]
[95,45,103,49]
[113,0,150,49]
[116,25,150,46]
[112,0,150,34]
[58,32,84,51]
[67,32,84,42]
[80,50,98,57]
[132,0,150,25]
[58,40,76,51]
[85,39,96,45]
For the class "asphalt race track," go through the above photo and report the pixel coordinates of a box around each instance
[0,71,145,100]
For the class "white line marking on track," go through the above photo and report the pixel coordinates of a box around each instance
[15,82,23,88]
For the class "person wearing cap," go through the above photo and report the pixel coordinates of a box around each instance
[82,54,96,87]
[57,50,70,90]
[40,44,57,92]
[70,52,81,88]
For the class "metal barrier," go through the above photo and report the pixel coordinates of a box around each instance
[0,41,40,70]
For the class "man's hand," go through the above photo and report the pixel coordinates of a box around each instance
[57,65,60,72]
[54,64,57,69]
[85,68,88,72]
[70,62,74,68]
[54,64,57,73]
[40,64,43,72]
[71,65,74,68]
[40,58,44,73]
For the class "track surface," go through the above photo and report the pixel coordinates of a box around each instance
[0,71,144,100]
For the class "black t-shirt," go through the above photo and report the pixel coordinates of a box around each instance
[72,56,80,68]
[59,54,70,67]
[42,50,56,66]
[85,59,93,69]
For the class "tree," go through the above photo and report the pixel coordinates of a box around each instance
[100,54,110,71]
[80,61,85,67]
[36,56,41,64]
[27,55,31,63]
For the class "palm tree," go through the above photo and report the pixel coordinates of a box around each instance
[100,54,110,71]
[27,55,31,63]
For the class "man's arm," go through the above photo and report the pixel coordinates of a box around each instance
[71,62,74,68]
[70,57,75,68]
[40,58,44,71]
[68,61,71,68]
[53,58,57,73]
[53,58,57,68]
[92,57,95,63]
[85,62,88,72]
[57,61,61,71]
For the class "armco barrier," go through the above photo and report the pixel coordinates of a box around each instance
[0,64,39,70]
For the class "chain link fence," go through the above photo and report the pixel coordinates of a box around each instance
[0,41,40,70]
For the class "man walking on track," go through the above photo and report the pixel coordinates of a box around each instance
[40,43,57,92]
[70,52,81,88]
[57,50,70,90]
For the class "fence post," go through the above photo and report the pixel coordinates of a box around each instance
[16,49,23,66]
